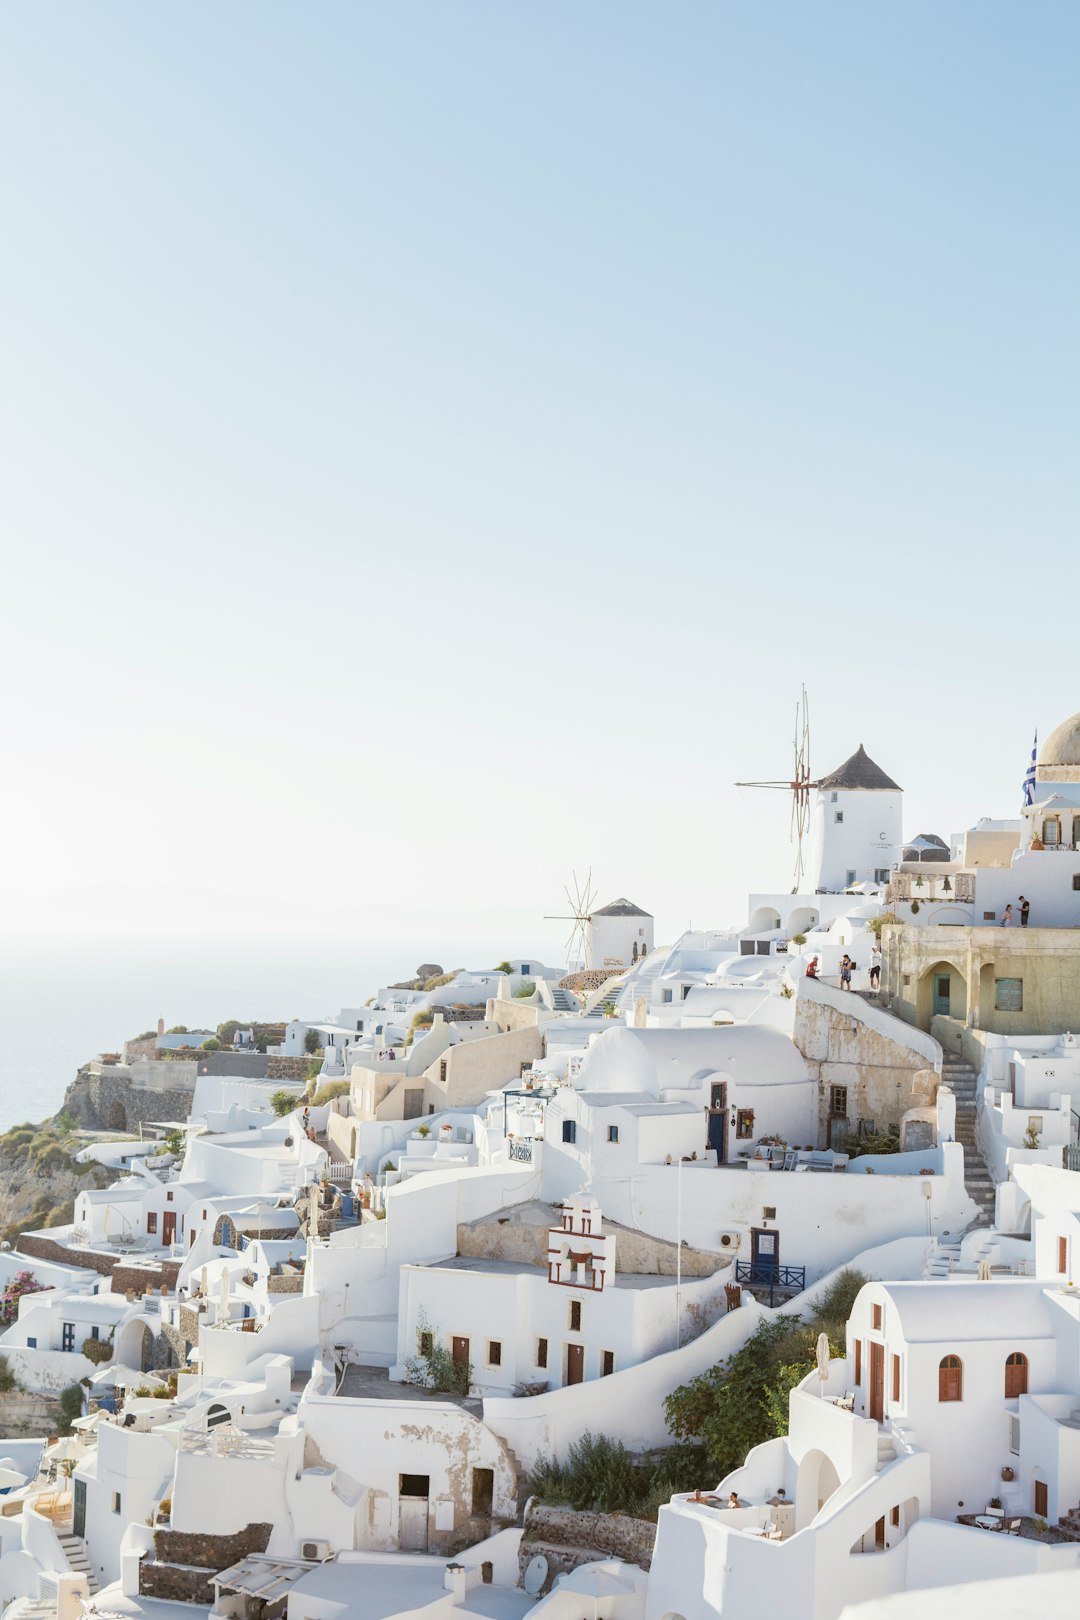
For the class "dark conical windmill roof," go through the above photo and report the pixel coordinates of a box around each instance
[591,898,652,918]
[816,745,901,792]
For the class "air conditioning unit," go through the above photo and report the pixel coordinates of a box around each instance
[718,1231,742,1250]
[301,1541,332,1562]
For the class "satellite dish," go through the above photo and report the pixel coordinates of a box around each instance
[523,1556,548,1596]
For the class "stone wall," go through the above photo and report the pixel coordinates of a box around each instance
[519,1503,656,1589]
[457,1204,723,1278]
[111,1260,181,1297]
[17,1235,115,1275]
[62,1069,198,1133]
[0,1387,62,1437]
[139,1562,216,1605]
[267,1056,313,1082]
[792,990,939,1145]
[152,1522,273,1569]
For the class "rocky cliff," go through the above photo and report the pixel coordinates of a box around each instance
[0,1120,112,1246]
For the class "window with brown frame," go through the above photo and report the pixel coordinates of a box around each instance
[537,1338,548,1368]
[569,1300,582,1332]
[892,1354,900,1402]
[488,1341,502,1367]
[601,1350,615,1376]
[1005,1352,1028,1398]
[938,1355,963,1402]
[1059,1236,1068,1274]
[854,1339,862,1385]
[872,1304,882,1330]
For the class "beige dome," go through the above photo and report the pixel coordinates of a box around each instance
[1038,713,1080,770]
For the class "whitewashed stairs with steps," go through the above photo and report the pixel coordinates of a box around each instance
[941,1055,996,1226]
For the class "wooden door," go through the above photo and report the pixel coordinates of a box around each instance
[73,1478,86,1539]
[1035,1479,1048,1518]
[162,1211,176,1246]
[452,1336,470,1369]
[399,1495,428,1551]
[869,1341,885,1423]
[566,1343,585,1385]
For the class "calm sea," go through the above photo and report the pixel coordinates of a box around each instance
[0,931,496,1133]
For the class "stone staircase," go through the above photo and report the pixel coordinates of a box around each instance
[941,1056,996,1226]
[1058,1500,1080,1541]
[57,1532,99,1595]
[550,987,578,1013]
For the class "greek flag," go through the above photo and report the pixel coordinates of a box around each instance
[1022,732,1037,807]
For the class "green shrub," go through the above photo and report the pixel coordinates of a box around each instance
[311,1080,349,1108]
[664,1271,867,1475]
[791,933,807,946]
[422,973,457,991]
[0,1356,17,1394]
[82,1337,113,1365]
[529,1432,700,1520]
[165,1026,188,1035]
[199,1037,222,1051]
[867,913,902,936]
[270,1090,298,1118]
[513,980,536,999]
[848,1133,900,1158]
[404,1312,472,1396]
[57,1383,84,1434]
[304,1028,321,1055]
[493,961,513,974]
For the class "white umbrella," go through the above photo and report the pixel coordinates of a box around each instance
[71,1411,107,1432]
[44,1437,84,1464]
[218,1268,231,1322]
[978,1260,992,1281]
[90,1364,164,1390]
[0,1464,27,1490]
[815,1331,831,1393]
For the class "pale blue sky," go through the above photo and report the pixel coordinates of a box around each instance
[2,3,1078,959]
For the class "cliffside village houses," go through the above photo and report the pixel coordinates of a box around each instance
[7,712,1080,1619]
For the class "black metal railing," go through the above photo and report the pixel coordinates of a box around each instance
[735,1260,806,1305]
[509,1139,533,1163]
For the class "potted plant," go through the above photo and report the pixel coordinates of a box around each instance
[416,1124,431,1138]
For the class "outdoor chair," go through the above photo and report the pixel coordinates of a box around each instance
[1007,1519,1022,1535]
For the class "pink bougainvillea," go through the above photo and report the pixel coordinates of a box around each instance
[0,1270,48,1328]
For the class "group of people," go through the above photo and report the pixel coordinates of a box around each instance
[1001,896,1031,928]
[806,946,882,990]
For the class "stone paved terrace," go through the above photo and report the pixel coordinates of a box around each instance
[335,1363,482,1413]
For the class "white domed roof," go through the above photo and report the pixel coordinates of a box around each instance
[574,1026,661,1098]
[1039,712,1080,769]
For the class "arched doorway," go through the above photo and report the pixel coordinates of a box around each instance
[749,908,782,935]
[787,907,819,938]
[796,1448,841,1528]
[915,960,967,1028]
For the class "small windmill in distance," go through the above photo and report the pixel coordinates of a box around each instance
[735,686,813,890]
[545,869,598,970]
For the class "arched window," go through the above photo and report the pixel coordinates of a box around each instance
[1005,1352,1028,1398]
[938,1355,962,1402]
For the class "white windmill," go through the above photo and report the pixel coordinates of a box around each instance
[735,686,813,890]
[545,869,598,971]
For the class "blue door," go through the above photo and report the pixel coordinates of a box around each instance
[751,1229,779,1283]
[707,1082,726,1161]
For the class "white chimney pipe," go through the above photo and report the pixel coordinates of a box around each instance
[444,1563,466,1604]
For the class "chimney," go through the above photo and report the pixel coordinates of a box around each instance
[444,1564,466,1604]
[157,1018,165,1037]
[57,1573,90,1620]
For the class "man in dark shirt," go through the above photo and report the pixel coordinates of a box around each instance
[1019,895,1030,927]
